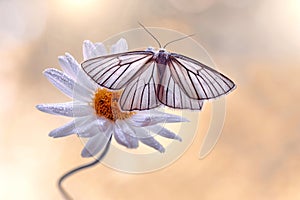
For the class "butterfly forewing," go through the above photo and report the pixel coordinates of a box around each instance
[170,53,235,100]
[82,51,154,90]
[168,59,202,100]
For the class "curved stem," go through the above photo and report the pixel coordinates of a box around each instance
[58,136,112,200]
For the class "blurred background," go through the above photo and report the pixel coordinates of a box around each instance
[1,0,300,199]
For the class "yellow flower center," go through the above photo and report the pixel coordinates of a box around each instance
[93,88,135,121]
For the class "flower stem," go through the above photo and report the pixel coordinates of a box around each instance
[58,136,112,200]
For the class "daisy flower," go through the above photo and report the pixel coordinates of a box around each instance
[36,38,188,199]
[36,38,187,157]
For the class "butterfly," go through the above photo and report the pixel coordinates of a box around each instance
[82,26,235,111]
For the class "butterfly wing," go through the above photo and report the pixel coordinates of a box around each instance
[82,49,234,111]
[156,62,203,110]
[120,59,203,111]
[119,61,161,111]
[81,51,154,90]
[169,53,236,100]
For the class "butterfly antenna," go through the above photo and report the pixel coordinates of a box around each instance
[138,22,162,48]
[163,34,195,48]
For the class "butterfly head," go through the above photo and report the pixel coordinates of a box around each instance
[159,48,167,53]
[146,47,168,53]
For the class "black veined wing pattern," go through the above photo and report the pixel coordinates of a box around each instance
[82,49,235,111]
[119,60,204,111]
[82,51,154,90]
[155,60,204,110]
[119,61,160,111]
[168,53,235,100]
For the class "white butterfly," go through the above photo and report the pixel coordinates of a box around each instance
[82,46,235,111]
[82,26,235,111]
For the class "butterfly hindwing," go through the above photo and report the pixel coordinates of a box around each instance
[119,61,161,111]
[157,63,203,110]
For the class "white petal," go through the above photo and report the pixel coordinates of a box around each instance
[48,120,75,138]
[36,102,93,117]
[77,123,99,138]
[132,127,165,153]
[43,68,74,98]
[72,78,95,102]
[77,118,111,138]
[72,101,95,117]
[50,116,106,138]
[48,116,91,138]
[127,113,165,127]
[74,69,98,95]
[58,53,98,95]
[110,38,128,54]
[83,40,95,60]
[58,53,80,79]
[164,114,189,123]
[129,110,189,127]
[128,112,157,127]
[146,125,182,141]
[83,40,107,60]
[114,120,139,149]
[36,102,74,117]
[93,42,107,57]
[81,128,112,157]
[150,110,189,123]
[44,68,94,102]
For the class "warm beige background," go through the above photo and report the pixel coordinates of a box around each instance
[1,0,300,199]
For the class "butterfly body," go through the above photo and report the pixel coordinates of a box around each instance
[148,48,169,79]
[82,47,235,111]
[154,49,169,64]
